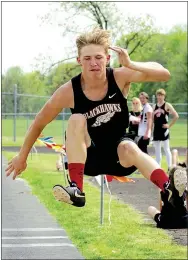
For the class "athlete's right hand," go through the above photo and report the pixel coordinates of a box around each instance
[5,155,27,180]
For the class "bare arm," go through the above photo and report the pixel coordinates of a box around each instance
[144,111,153,139]
[6,81,74,179]
[165,102,179,128]
[19,82,73,161]
[126,62,170,82]
[151,104,156,132]
[110,46,170,85]
[116,63,170,85]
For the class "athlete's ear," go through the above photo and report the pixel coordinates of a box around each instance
[77,57,81,65]
[106,55,111,65]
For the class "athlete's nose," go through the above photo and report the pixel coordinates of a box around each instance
[89,58,97,66]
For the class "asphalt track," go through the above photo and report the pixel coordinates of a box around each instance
[2,157,84,260]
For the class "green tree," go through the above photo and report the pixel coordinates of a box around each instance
[40,2,157,70]
[20,71,48,113]
[46,62,81,95]
[2,66,24,114]
[116,25,187,103]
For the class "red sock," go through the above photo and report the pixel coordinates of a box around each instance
[150,169,169,191]
[68,163,84,192]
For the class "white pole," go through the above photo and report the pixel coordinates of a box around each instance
[100,175,104,225]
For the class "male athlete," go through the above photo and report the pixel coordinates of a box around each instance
[153,88,179,169]
[6,28,187,212]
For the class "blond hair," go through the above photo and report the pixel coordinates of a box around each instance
[156,88,166,96]
[76,27,111,56]
[131,97,142,112]
[139,92,149,100]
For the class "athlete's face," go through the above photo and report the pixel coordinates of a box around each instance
[139,95,148,105]
[77,44,110,78]
[156,94,165,103]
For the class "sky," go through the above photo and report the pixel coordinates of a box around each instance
[2,1,187,73]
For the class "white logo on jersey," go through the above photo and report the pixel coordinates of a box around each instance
[83,104,121,120]
[109,93,116,99]
[92,111,115,127]
[154,108,165,117]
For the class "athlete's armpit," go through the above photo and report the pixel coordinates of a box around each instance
[122,82,131,98]
[35,81,74,128]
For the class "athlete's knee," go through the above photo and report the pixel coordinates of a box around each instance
[172,149,178,156]
[118,141,139,167]
[67,114,87,133]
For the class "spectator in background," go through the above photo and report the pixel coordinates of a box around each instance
[137,92,153,154]
[128,97,142,139]
[153,89,179,170]
[148,166,188,229]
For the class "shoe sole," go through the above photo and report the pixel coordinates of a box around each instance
[174,168,187,197]
[53,185,73,205]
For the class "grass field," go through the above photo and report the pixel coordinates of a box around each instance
[2,151,187,259]
[2,118,187,147]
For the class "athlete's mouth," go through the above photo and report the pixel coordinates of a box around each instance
[90,69,100,71]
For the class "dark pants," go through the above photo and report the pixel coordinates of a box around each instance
[137,136,150,154]
[154,213,188,229]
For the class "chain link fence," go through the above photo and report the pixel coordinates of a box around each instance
[2,84,187,144]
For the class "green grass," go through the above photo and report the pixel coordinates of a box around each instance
[2,118,187,147]
[2,118,68,146]
[3,152,187,259]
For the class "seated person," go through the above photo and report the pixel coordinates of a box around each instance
[148,166,188,229]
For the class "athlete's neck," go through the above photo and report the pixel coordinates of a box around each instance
[81,72,107,90]
[157,101,165,106]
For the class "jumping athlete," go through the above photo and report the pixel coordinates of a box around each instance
[153,88,179,169]
[5,28,186,214]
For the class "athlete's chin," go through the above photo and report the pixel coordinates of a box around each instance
[89,71,103,78]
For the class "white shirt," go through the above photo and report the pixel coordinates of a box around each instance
[138,103,153,137]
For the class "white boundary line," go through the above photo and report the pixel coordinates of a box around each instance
[2,236,68,239]
[2,243,75,248]
[2,228,63,231]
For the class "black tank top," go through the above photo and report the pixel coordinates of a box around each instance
[154,102,169,127]
[70,68,129,147]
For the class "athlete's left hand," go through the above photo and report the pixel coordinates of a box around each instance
[109,46,131,67]
[162,124,169,129]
